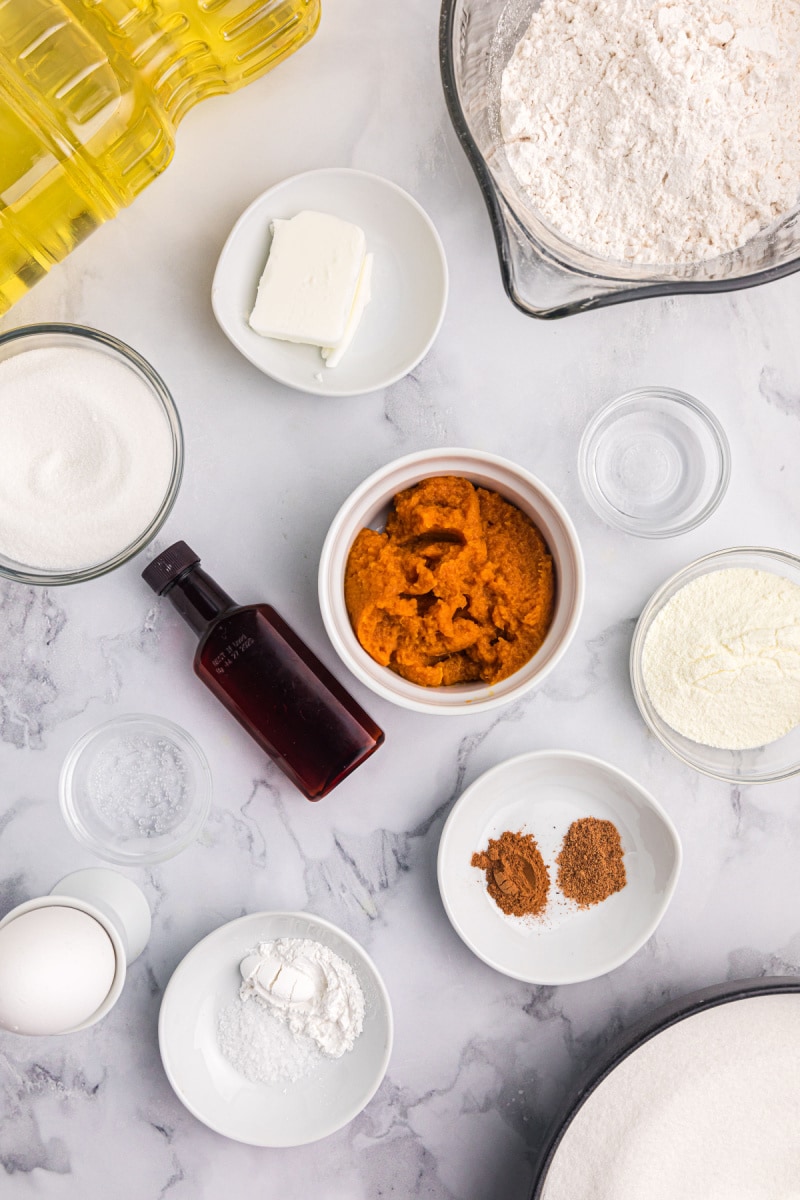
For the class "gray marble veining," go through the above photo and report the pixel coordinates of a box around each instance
[1,0,800,1195]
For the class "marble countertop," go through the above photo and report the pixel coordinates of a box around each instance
[2,1,800,1196]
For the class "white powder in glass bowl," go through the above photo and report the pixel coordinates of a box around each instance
[501,0,800,264]
[642,568,800,749]
[0,345,174,571]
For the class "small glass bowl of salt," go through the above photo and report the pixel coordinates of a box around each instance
[59,714,212,865]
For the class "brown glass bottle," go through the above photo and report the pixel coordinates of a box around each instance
[142,542,384,800]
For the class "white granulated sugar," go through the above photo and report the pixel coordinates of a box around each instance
[217,996,321,1084]
[642,568,800,750]
[0,346,173,570]
[501,0,800,263]
[541,994,800,1200]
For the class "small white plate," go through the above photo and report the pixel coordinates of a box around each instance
[437,751,682,985]
[211,168,448,397]
[158,911,393,1146]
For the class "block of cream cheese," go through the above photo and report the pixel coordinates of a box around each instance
[322,252,373,369]
[249,210,367,351]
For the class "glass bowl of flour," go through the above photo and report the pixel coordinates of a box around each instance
[440,0,800,318]
[631,548,800,783]
[0,324,183,585]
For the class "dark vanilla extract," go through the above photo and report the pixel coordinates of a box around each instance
[143,542,384,800]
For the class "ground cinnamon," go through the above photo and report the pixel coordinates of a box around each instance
[471,830,550,917]
[556,817,626,908]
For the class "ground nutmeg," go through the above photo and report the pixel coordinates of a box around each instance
[471,830,550,918]
[556,817,626,908]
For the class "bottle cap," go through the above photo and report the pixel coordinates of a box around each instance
[141,541,200,595]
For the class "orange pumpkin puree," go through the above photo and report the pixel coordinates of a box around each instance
[344,476,555,687]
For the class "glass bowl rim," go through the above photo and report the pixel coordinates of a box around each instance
[0,322,184,586]
[59,712,212,865]
[438,0,800,318]
[578,386,731,538]
[630,546,800,783]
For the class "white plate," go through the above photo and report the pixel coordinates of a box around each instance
[158,911,393,1146]
[211,168,448,397]
[437,751,682,985]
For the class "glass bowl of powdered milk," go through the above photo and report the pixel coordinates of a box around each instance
[440,0,800,317]
[0,324,183,585]
[631,548,800,784]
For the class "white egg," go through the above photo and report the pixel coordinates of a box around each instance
[0,905,116,1035]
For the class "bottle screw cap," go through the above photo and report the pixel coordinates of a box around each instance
[141,541,200,595]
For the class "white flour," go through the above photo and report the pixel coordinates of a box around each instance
[541,994,800,1200]
[501,0,800,263]
[642,568,800,750]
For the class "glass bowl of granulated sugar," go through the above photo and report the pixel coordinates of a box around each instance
[631,548,800,784]
[0,324,183,585]
[440,0,800,318]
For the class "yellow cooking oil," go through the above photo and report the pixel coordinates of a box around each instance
[0,0,320,314]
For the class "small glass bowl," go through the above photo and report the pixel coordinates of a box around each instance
[59,715,212,865]
[630,548,800,783]
[0,324,183,586]
[579,388,730,538]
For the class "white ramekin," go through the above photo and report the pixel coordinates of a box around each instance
[318,448,585,715]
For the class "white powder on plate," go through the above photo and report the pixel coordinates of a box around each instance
[0,345,174,570]
[217,938,366,1085]
[240,938,365,1058]
[642,568,800,749]
[540,994,800,1200]
[501,0,800,263]
[217,996,321,1084]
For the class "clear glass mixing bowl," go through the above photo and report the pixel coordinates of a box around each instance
[440,0,800,318]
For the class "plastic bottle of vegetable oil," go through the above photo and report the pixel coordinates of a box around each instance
[0,0,320,314]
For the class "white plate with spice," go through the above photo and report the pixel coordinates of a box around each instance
[437,751,682,985]
[158,911,393,1146]
[212,168,448,397]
